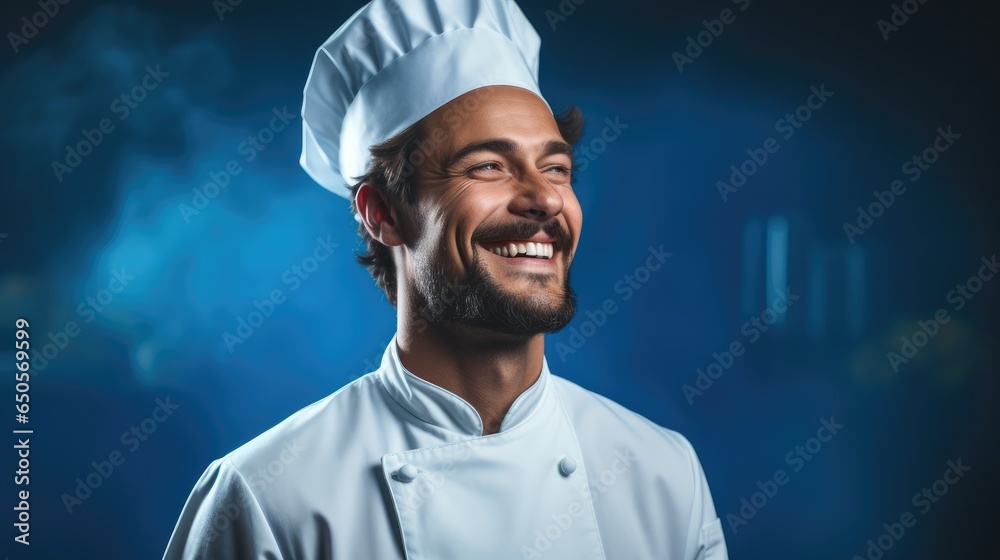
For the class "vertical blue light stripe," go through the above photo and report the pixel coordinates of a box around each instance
[766,216,789,325]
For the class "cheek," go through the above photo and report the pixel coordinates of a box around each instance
[564,197,584,250]
[418,194,483,268]
[444,188,499,234]
[569,198,583,227]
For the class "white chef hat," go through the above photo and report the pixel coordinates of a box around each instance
[300,0,550,200]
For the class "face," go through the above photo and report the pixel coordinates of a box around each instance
[402,86,583,337]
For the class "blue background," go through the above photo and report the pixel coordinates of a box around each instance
[1,0,997,558]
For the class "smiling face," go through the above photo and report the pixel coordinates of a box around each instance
[399,85,583,337]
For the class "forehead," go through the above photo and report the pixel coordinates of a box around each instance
[422,85,562,153]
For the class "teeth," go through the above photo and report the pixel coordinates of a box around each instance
[484,241,555,259]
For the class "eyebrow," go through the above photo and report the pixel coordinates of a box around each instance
[444,138,574,170]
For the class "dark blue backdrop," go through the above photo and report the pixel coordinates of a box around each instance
[1,0,997,558]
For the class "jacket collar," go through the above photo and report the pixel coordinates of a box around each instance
[377,332,552,437]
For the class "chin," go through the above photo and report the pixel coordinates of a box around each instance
[415,250,577,335]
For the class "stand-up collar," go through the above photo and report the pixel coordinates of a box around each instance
[377,333,552,437]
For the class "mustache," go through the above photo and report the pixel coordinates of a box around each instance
[472,218,572,249]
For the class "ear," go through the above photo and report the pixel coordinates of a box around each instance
[355,183,406,247]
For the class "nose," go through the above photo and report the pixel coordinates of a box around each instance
[509,169,564,221]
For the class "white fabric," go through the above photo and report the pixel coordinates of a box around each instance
[300,0,549,199]
[163,334,729,559]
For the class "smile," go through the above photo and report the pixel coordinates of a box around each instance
[478,241,554,259]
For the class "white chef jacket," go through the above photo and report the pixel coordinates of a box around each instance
[163,334,728,559]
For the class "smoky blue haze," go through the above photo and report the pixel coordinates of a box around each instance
[0,0,997,558]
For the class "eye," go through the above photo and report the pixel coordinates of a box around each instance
[543,165,573,183]
[470,162,501,173]
[466,162,506,180]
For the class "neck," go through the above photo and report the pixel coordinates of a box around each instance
[395,304,545,436]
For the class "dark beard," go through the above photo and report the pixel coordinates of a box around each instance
[415,249,577,337]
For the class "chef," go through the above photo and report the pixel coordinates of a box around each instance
[163,0,729,558]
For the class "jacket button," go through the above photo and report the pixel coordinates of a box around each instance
[558,456,577,476]
[397,464,419,482]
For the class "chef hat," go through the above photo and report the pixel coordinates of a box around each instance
[300,0,550,200]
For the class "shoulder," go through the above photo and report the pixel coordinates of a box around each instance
[550,374,723,554]
[550,374,703,480]
[222,372,386,484]
[167,373,395,555]
[163,457,284,558]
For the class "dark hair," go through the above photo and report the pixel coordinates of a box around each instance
[349,104,585,307]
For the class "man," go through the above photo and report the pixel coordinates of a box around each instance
[163,0,729,558]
